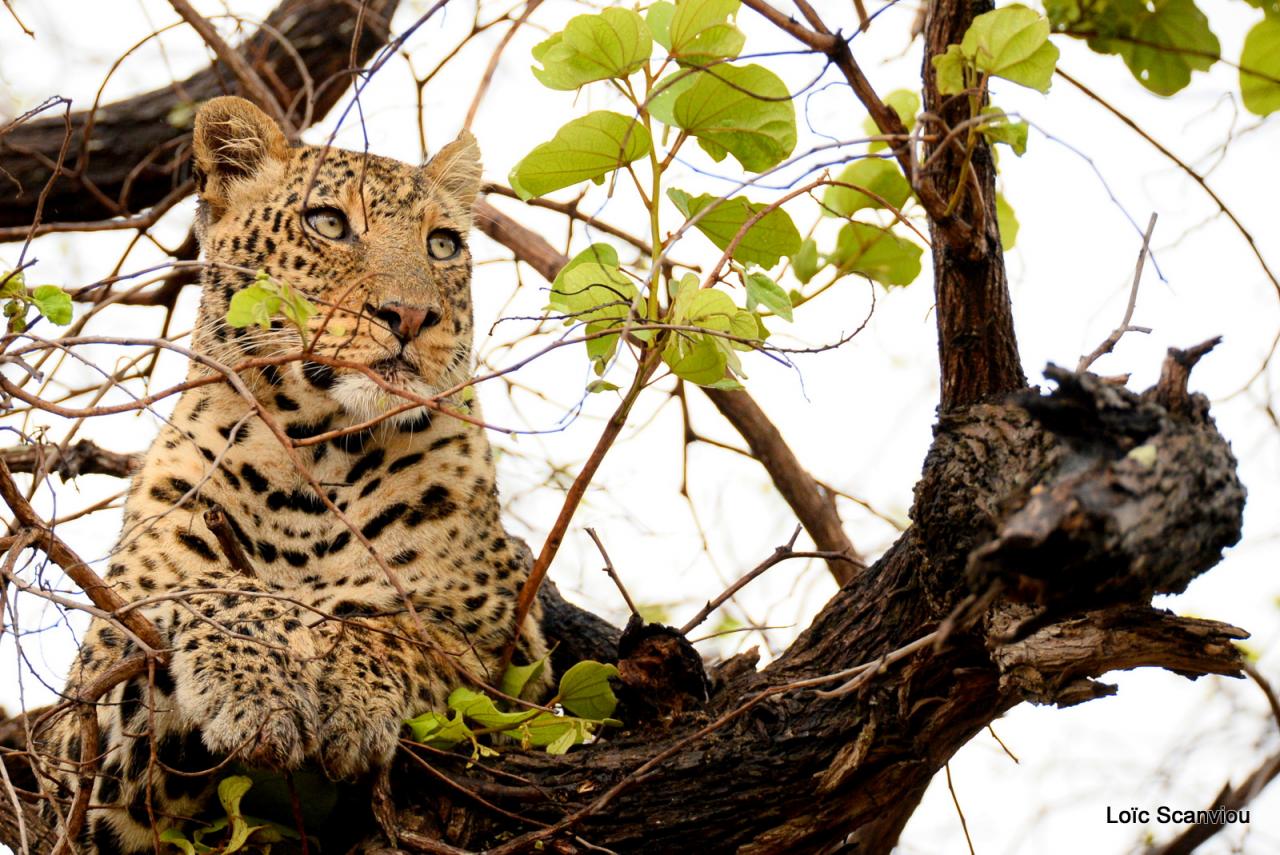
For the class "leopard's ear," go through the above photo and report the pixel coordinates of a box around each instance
[192,96,288,213]
[423,130,482,214]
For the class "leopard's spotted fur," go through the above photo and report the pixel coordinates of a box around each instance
[37,97,549,854]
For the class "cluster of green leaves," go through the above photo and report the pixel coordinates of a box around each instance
[1045,0,1280,112]
[404,657,621,757]
[931,4,1055,167]
[511,0,850,391]
[0,270,72,333]
[225,271,318,344]
[160,776,301,854]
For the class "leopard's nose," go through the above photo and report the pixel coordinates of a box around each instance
[370,301,442,344]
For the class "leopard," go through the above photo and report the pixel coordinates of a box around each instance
[36,95,551,854]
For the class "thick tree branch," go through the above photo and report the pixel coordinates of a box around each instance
[0,0,401,232]
[921,0,1026,411]
[0,439,139,480]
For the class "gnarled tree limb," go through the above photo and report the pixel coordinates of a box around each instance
[0,0,401,231]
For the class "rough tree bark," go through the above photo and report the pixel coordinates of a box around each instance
[0,2,1254,854]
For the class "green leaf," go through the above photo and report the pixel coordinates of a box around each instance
[500,653,550,699]
[996,192,1019,250]
[448,687,540,729]
[648,1,675,48]
[510,111,652,200]
[0,270,25,298]
[668,189,801,268]
[556,661,620,720]
[160,828,198,855]
[218,776,252,819]
[667,0,744,64]
[586,379,621,393]
[830,222,923,287]
[660,63,796,172]
[519,712,578,748]
[961,5,1060,93]
[791,238,823,285]
[532,8,652,90]
[547,260,637,322]
[546,248,638,372]
[865,89,919,151]
[31,285,72,325]
[545,722,582,755]
[1050,0,1219,95]
[405,709,474,748]
[823,159,912,217]
[167,100,198,129]
[1241,17,1280,115]
[664,334,729,385]
[979,110,1029,155]
[745,272,793,321]
[226,283,280,330]
[1116,0,1219,95]
[932,44,970,95]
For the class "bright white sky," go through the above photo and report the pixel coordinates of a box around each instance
[1,0,1278,853]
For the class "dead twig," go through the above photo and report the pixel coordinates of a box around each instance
[585,528,639,620]
[1078,212,1157,373]
[202,505,255,577]
[679,526,861,636]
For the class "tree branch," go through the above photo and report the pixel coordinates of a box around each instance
[0,0,402,232]
[0,439,139,480]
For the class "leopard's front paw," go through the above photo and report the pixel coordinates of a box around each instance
[315,695,404,780]
[199,687,321,769]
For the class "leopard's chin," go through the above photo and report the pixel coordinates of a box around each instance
[329,370,437,428]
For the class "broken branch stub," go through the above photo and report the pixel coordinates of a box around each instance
[965,351,1244,606]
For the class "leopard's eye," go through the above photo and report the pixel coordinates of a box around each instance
[427,229,461,260]
[304,207,349,240]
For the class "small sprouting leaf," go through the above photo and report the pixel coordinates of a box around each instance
[1241,17,1280,116]
[830,222,923,287]
[823,159,912,217]
[791,238,823,285]
[961,5,1060,92]
[667,0,744,64]
[0,270,25,298]
[745,272,793,321]
[586,379,621,393]
[557,660,620,720]
[932,44,970,95]
[996,192,1019,251]
[31,284,72,325]
[668,189,801,269]
[226,284,280,330]
[980,110,1029,155]
[159,828,198,855]
[864,89,920,151]
[532,8,652,90]
[510,111,652,200]
[657,63,796,172]
[167,100,198,129]
[500,653,550,699]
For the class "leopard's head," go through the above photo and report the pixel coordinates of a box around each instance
[190,96,482,426]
